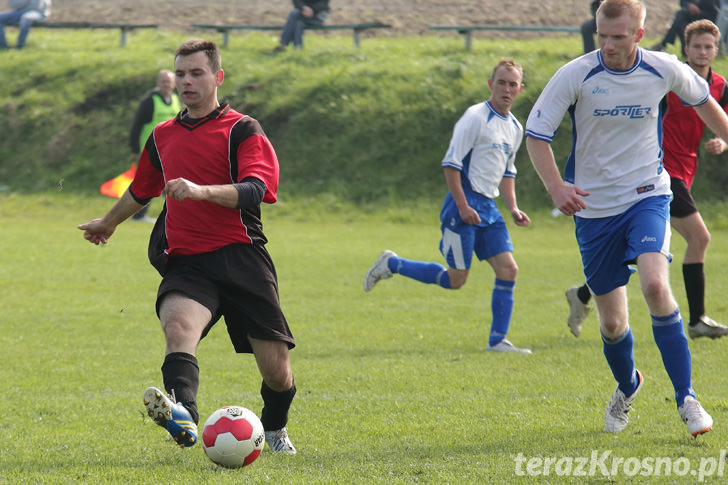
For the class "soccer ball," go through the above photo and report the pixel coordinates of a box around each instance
[202,406,265,468]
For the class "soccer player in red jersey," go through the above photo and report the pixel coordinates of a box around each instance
[79,39,298,454]
[661,19,728,339]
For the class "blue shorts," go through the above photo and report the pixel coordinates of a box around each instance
[575,195,672,296]
[439,193,513,270]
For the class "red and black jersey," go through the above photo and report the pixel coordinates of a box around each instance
[661,68,728,188]
[130,105,279,257]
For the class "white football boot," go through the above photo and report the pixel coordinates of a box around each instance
[678,396,713,437]
[605,369,643,433]
[486,338,532,354]
[364,250,397,292]
[565,285,590,337]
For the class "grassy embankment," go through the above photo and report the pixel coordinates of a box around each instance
[4,28,728,215]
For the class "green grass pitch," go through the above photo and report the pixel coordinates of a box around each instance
[2,193,728,483]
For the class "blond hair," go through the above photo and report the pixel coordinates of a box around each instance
[491,59,523,82]
[597,0,646,30]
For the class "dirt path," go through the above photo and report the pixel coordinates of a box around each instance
[52,0,675,38]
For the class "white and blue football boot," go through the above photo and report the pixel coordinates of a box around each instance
[265,427,297,454]
[143,387,198,447]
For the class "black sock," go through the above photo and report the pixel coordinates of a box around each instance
[260,380,296,431]
[683,263,705,326]
[161,352,200,423]
[577,283,591,304]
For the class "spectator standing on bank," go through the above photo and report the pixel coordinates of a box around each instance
[129,69,181,222]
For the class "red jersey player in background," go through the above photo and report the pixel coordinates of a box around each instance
[661,18,728,339]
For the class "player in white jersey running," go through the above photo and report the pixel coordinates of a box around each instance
[526,0,728,437]
[364,59,532,354]
[565,19,728,340]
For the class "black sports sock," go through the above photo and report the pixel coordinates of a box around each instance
[260,380,296,431]
[161,352,200,423]
[683,263,705,326]
[577,283,591,304]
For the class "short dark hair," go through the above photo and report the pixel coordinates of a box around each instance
[175,39,221,72]
[685,19,720,47]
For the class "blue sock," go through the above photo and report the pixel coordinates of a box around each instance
[388,256,451,289]
[652,309,694,406]
[488,279,515,347]
[602,327,638,396]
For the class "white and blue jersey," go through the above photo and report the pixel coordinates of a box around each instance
[442,100,523,200]
[439,100,523,269]
[526,48,710,219]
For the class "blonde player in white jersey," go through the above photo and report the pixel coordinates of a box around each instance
[526,0,728,437]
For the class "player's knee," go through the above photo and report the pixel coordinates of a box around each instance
[600,318,627,338]
[262,366,293,391]
[257,344,293,390]
[641,276,670,304]
[162,324,191,347]
[163,319,187,339]
[497,262,518,281]
[698,229,711,251]
[684,228,711,257]
[449,279,466,290]
[448,271,468,289]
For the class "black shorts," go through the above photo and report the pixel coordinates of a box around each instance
[670,178,698,218]
[157,243,295,353]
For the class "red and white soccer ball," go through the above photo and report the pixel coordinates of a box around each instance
[202,405,265,468]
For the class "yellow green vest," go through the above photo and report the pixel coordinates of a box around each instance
[139,93,181,150]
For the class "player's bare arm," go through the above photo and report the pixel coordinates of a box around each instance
[694,97,728,144]
[526,137,589,216]
[77,190,144,245]
[499,177,530,227]
[443,166,480,225]
[165,177,239,208]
